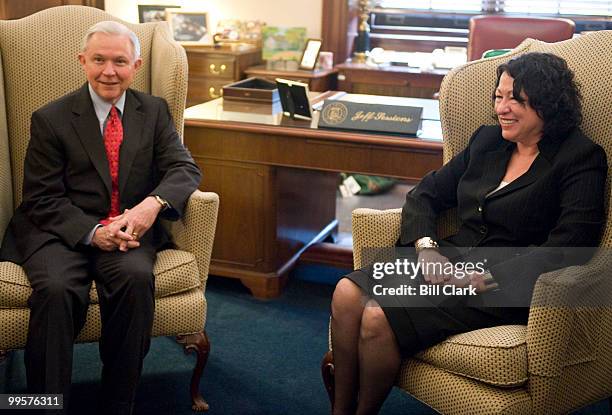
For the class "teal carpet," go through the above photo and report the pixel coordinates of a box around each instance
[1,272,610,414]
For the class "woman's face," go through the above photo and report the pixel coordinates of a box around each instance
[494,72,544,145]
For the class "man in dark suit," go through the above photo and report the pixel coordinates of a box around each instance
[0,21,201,414]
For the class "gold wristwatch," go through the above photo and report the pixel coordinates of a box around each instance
[153,195,169,211]
[415,237,439,254]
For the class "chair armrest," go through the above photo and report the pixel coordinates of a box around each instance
[166,190,219,288]
[352,208,402,270]
[527,252,612,377]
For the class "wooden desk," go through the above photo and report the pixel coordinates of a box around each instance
[244,65,338,92]
[184,94,442,298]
[336,61,449,98]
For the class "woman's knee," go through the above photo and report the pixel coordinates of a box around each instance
[331,278,364,318]
[359,304,394,342]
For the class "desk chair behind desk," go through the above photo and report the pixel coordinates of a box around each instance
[467,15,575,61]
[323,31,612,415]
[0,6,219,411]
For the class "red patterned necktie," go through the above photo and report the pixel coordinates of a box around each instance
[100,106,123,225]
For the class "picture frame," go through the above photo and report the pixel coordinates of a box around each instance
[262,26,307,62]
[299,38,322,70]
[276,78,312,120]
[166,10,209,43]
[137,5,180,24]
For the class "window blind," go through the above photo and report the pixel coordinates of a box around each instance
[377,0,612,16]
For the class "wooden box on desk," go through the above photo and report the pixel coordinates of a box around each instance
[222,77,279,103]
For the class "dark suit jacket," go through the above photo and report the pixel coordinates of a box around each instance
[399,125,607,301]
[1,84,201,264]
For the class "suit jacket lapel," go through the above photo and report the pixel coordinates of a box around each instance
[477,132,558,201]
[72,84,112,197]
[118,90,145,197]
[478,148,512,202]
[487,154,551,200]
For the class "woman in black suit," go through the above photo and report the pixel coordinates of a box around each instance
[330,52,608,415]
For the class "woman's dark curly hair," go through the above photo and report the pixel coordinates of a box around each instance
[494,52,582,141]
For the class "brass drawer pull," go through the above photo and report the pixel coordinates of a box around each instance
[209,63,227,75]
[208,86,222,99]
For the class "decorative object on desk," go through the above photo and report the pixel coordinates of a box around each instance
[318,100,422,135]
[166,9,208,43]
[299,38,322,70]
[138,4,180,23]
[276,78,312,120]
[215,19,242,41]
[215,19,265,47]
[353,0,372,63]
[243,20,266,46]
[262,26,307,65]
[432,47,468,69]
[317,51,334,70]
[222,77,279,104]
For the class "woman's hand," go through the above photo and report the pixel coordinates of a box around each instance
[445,271,498,293]
[417,249,452,284]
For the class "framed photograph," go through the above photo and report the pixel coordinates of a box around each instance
[138,5,180,23]
[299,39,322,70]
[166,10,208,43]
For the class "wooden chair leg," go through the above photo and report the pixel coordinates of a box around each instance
[176,330,210,411]
[321,350,335,411]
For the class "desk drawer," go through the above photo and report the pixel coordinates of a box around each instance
[187,78,230,104]
[188,55,236,79]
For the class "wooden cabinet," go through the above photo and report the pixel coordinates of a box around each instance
[244,65,338,92]
[185,46,261,107]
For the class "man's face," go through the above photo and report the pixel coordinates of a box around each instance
[78,32,142,103]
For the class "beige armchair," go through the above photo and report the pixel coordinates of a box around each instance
[323,30,612,414]
[0,6,218,411]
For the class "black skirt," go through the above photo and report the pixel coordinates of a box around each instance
[345,258,529,357]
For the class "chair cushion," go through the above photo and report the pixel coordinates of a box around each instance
[0,249,200,308]
[414,325,528,387]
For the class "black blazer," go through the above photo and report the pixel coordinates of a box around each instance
[1,84,201,264]
[400,125,607,299]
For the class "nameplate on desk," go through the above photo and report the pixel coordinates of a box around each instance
[318,100,423,135]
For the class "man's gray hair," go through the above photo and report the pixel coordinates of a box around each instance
[81,21,141,60]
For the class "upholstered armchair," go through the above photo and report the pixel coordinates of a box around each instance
[0,6,218,411]
[322,30,612,414]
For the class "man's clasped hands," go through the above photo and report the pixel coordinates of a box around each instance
[92,196,163,252]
